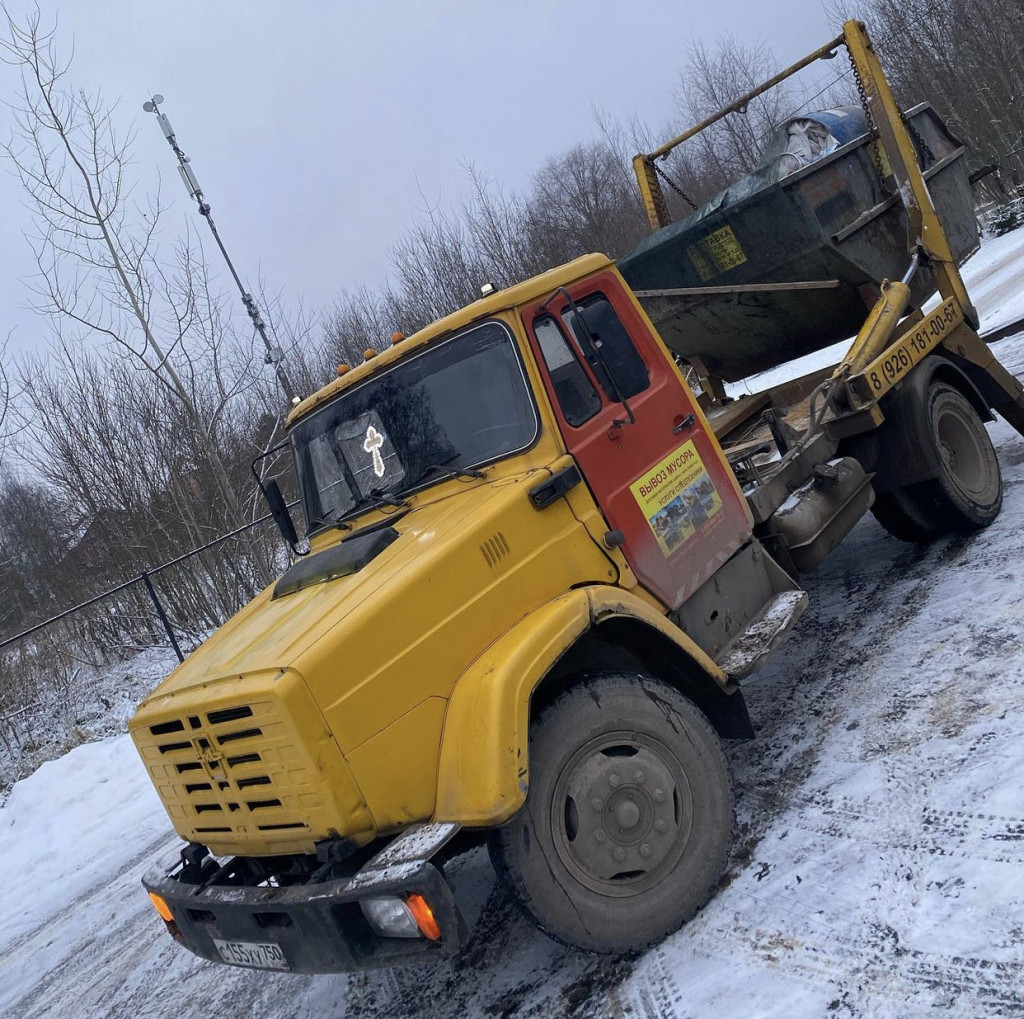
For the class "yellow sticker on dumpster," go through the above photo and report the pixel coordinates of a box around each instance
[630,441,723,557]
[687,225,748,281]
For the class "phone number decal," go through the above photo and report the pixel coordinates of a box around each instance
[866,299,961,393]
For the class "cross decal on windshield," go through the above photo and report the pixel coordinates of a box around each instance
[363,424,386,478]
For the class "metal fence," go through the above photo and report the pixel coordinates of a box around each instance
[0,510,290,664]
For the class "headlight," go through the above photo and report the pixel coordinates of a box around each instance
[361,896,421,938]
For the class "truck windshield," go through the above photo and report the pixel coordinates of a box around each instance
[291,321,538,531]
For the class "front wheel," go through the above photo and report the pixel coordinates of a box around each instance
[488,672,733,953]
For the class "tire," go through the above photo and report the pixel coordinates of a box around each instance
[871,489,942,543]
[873,382,1002,541]
[488,672,733,954]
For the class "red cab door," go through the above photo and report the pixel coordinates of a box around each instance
[524,270,752,609]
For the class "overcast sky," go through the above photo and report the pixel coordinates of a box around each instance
[0,0,841,356]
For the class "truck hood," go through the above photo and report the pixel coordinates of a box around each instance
[138,473,547,705]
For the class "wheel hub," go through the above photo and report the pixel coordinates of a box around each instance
[602,784,651,844]
[553,736,691,893]
[614,798,641,830]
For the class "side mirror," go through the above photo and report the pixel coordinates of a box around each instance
[265,478,299,548]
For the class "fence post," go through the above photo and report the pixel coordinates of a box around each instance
[140,571,185,664]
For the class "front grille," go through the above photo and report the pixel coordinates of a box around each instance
[134,695,323,852]
[207,706,254,724]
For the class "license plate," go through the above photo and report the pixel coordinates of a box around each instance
[212,937,290,971]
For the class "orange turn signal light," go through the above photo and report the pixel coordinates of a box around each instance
[149,891,174,923]
[405,893,441,941]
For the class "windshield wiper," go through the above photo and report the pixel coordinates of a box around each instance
[313,465,482,531]
[314,487,409,531]
[405,462,486,489]
[342,487,410,520]
[310,514,353,532]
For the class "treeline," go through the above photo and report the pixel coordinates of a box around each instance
[0,1,1021,668]
[850,0,1024,200]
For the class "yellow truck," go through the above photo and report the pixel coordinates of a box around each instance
[132,22,1024,972]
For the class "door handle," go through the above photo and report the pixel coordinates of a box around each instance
[673,414,696,435]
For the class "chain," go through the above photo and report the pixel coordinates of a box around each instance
[849,47,891,193]
[654,162,698,211]
[905,118,935,169]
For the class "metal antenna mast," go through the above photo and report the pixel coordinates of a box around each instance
[142,94,298,403]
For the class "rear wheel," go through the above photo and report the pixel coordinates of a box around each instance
[488,672,733,953]
[871,489,942,543]
[873,382,1001,541]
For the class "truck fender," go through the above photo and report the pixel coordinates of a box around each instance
[433,586,729,826]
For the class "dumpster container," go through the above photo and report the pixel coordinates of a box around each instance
[619,103,979,382]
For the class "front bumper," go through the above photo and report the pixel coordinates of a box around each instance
[144,823,467,973]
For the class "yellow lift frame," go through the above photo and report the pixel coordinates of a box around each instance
[632,20,1024,433]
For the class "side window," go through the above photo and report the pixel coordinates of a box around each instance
[533,316,603,427]
[563,294,650,400]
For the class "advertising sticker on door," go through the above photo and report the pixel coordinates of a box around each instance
[630,440,723,557]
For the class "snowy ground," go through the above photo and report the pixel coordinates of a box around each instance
[2,235,1024,1018]
[0,646,181,798]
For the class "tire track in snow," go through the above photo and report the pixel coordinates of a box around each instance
[743,788,1024,866]
[6,891,276,1019]
[705,917,1024,1017]
[0,831,179,1018]
[4,829,174,952]
[3,900,154,1018]
[688,420,1024,1018]
[615,944,689,1019]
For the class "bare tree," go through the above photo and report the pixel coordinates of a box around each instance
[530,140,648,261]
[460,161,542,285]
[13,335,282,636]
[321,285,400,367]
[389,197,488,324]
[0,7,251,523]
[672,36,797,195]
[830,0,1024,199]
[0,334,10,458]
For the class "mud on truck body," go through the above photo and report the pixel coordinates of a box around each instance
[131,21,1024,972]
